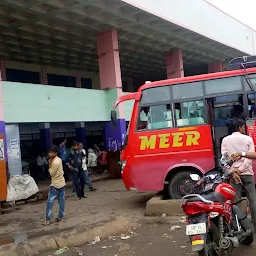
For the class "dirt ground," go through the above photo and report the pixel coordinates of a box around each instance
[43,219,256,256]
[2,179,256,256]
[0,179,153,245]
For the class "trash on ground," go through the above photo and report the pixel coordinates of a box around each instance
[148,243,152,245]
[179,217,187,223]
[162,213,166,217]
[162,233,173,239]
[170,225,181,231]
[54,247,69,255]
[101,246,108,249]
[180,245,187,249]
[129,230,138,236]
[88,236,100,245]
[109,235,119,240]
[121,235,131,240]
[75,247,83,255]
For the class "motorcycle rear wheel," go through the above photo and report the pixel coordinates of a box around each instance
[198,222,229,256]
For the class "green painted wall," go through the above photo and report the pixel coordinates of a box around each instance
[2,82,134,123]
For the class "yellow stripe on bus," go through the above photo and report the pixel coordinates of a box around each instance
[192,240,205,246]
[178,127,197,131]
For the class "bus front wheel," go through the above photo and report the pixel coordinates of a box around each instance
[168,170,199,199]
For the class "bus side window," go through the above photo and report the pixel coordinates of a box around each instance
[175,100,206,126]
[137,104,173,130]
[248,94,256,118]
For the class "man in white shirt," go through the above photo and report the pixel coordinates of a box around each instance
[79,143,97,192]
[221,119,256,230]
[37,153,48,180]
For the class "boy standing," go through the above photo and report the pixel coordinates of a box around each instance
[44,145,66,225]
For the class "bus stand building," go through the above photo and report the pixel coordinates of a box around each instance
[0,0,256,178]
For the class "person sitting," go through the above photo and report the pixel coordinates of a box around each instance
[138,107,149,130]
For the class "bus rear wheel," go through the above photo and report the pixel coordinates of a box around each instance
[168,170,198,199]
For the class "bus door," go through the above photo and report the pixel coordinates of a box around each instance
[206,98,219,166]
[207,94,245,164]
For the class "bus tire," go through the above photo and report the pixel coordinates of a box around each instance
[168,170,198,199]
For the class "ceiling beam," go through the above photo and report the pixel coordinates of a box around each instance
[92,3,232,60]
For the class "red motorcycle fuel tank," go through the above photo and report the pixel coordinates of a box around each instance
[215,183,236,202]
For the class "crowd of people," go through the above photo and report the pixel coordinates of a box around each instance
[36,140,107,182]
[42,139,107,225]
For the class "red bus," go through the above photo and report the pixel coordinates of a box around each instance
[111,56,256,199]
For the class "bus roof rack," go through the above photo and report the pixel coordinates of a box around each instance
[228,56,256,71]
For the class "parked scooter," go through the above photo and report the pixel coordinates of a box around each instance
[181,153,254,255]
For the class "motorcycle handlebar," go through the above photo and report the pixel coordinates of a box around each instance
[195,172,230,188]
[196,177,205,187]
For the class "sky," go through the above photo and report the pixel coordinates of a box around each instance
[206,0,256,29]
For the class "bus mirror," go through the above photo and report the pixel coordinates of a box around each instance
[111,110,117,126]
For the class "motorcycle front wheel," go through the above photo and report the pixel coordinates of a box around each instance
[198,222,229,256]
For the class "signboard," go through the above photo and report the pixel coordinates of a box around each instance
[0,134,7,201]
[6,124,22,176]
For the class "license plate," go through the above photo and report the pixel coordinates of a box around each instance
[186,223,207,236]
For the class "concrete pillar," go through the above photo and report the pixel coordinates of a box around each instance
[75,122,86,147]
[97,30,126,151]
[208,61,223,73]
[76,72,82,88]
[166,49,184,79]
[40,66,48,85]
[39,123,52,152]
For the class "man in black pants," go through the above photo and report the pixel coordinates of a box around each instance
[222,119,256,231]
[67,141,86,200]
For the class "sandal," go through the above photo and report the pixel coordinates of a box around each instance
[43,220,51,226]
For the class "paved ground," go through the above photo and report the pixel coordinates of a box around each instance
[43,219,256,256]
[0,179,153,246]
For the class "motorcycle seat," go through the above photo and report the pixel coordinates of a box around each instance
[185,193,219,203]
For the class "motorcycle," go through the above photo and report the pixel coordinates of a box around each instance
[181,154,254,255]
